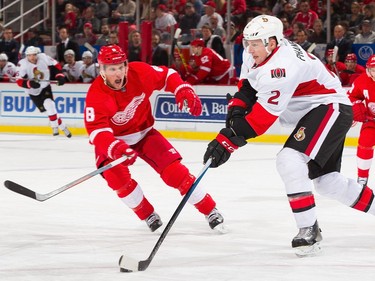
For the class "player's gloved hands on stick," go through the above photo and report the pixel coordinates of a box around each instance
[108,140,137,166]
[175,85,202,116]
[204,128,246,168]
[56,74,66,86]
[352,102,368,122]
[226,93,247,128]
[28,80,40,89]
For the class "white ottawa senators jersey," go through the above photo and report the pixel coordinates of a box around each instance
[16,53,58,96]
[80,62,99,83]
[0,61,17,81]
[242,39,351,135]
[63,61,84,82]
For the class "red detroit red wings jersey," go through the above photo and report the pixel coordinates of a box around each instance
[194,48,231,81]
[348,72,375,118]
[85,62,184,145]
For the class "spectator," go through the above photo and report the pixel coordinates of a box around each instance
[62,49,84,82]
[308,18,327,44]
[218,0,247,28]
[79,51,99,83]
[339,53,365,87]
[24,28,44,49]
[201,24,226,59]
[96,24,111,46]
[277,2,296,24]
[75,22,98,46]
[128,30,142,62]
[353,20,375,44]
[186,38,233,85]
[56,26,81,66]
[197,1,223,29]
[56,0,68,27]
[290,22,305,42]
[108,0,136,24]
[0,27,20,65]
[281,17,293,40]
[108,31,119,45]
[63,3,78,35]
[92,0,110,21]
[347,1,365,34]
[291,0,319,30]
[179,2,201,41]
[154,4,177,33]
[295,29,315,53]
[0,53,17,82]
[326,24,353,63]
[210,14,226,41]
[363,3,375,31]
[191,0,204,16]
[151,31,169,66]
[77,6,101,34]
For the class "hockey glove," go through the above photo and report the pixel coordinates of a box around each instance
[204,128,246,168]
[108,140,137,166]
[175,84,202,116]
[28,80,40,89]
[352,102,368,122]
[56,74,66,86]
[226,93,247,128]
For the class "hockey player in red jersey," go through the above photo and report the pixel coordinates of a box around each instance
[15,46,71,137]
[84,44,226,233]
[203,15,375,256]
[347,55,375,187]
[186,38,234,85]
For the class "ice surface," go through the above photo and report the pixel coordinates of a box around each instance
[0,133,374,281]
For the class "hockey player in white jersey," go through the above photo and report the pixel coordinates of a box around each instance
[0,53,17,82]
[204,15,375,257]
[16,46,72,137]
[62,49,84,82]
[79,51,99,83]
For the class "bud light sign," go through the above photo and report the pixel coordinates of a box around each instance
[153,94,228,123]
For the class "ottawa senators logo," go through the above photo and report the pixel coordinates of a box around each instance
[270,68,286,79]
[294,127,306,141]
[33,67,44,80]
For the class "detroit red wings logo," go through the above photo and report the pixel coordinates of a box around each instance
[271,68,286,79]
[294,127,306,141]
[111,93,145,125]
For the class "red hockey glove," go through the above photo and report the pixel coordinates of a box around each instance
[108,140,137,166]
[175,84,202,116]
[352,102,368,122]
[203,128,246,168]
[56,74,66,86]
[28,80,40,89]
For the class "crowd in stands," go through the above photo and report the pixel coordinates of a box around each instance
[1,0,375,86]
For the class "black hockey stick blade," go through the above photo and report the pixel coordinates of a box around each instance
[4,180,38,200]
[3,155,128,202]
[119,158,212,272]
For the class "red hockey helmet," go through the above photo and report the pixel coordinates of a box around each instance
[98,45,127,65]
[190,38,205,48]
[326,49,334,56]
[366,55,375,68]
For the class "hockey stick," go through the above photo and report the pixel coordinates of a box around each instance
[4,155,129,202]
[119,158,212,272]
[332,45,341,80]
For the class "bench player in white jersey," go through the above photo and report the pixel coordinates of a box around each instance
[203,15,375,257]
[16,46,72,137]
[79,51,99,83]
[0,53,17,82]
[62,49,84,82]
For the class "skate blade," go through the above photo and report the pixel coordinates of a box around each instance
[213,223,229,234]
[294,242,323,258]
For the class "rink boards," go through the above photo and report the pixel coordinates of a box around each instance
[0,82,360,145]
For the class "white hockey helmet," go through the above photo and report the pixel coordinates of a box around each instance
[25,46,40,55]
[82,51,93,58]
[0,53,8,61]
[243,15,284,46]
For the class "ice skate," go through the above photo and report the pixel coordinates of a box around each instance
[52,127,59,136]
[358,177,368,188]
[206,208,228,234]
[62,126,72,138]
[292,220,323,257]
[145,212,162,232]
